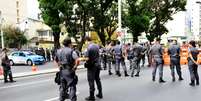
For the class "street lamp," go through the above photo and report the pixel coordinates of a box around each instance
[0,11,5,49]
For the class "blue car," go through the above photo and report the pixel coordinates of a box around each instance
[8,51,45,66]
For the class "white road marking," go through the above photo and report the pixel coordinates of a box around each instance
[44,92,80,101]
[44,97,59,101]
[0,79,52,90]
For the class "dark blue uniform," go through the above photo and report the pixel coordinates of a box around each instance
[188,47,199,86]
[168,43,183,81]
[85,43,103,100]
[58,47,78,101]
[113,44,129,77]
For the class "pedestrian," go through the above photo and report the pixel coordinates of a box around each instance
[46,48,51,62]
[150,38,166,83]
[57,38,79,101]
[84,37,103,101]
[188,40,199,86]
[130,42,144,77]
[168,40,183,82]
[112,41,129,77]
[1,48,16,83]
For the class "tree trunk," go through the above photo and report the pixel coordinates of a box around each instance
[53,32,60,49]
[78,11,86,51]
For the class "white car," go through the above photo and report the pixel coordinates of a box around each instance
[8,51,45,66]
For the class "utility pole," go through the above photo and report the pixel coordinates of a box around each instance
[0,11,5,49]
[117,0,123,43]
[118,0,122,30]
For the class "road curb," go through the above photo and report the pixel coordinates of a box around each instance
[0,66,85,80]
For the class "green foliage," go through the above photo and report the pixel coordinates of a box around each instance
[38,0,62,49]
[87,0,118,46]
[2,25,28,48]
[125,0,151,42]
[147,0,186,41]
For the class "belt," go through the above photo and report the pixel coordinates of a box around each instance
[153,55,162,58]
[61,64,72,70]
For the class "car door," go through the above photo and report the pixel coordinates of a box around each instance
[18,52,27,64]
[10,52,20,64]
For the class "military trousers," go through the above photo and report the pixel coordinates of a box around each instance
[115,58,127,73]
[60,69,78,101]
[188,63,199,83]
[131,58,141,76]
[152,58,164,78]
[170,58,182,79]
[87,67,102,97]
[107,60,113,73]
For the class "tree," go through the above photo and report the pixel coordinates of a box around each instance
[147,0,186,41]
[105,2,118,41]
[125,0,151,43]
[38,0,62,49]
[89,0,117,46]
[2,25,28,48]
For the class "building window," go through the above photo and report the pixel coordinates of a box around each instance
[38,31,48,37]
[17,18,20,23]
[16,1,19,8]
[17,9,19,16]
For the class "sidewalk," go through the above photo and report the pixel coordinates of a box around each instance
[0,65,85,80]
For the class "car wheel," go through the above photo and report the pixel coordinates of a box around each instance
[27,60,33,66]
[9,60,14,66]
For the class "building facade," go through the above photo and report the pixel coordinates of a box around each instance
[186,0,201,41]
[0,0,55,49]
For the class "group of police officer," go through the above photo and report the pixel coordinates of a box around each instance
[55,36,200,101]
[55,37,103,101]
[100,38,200,86]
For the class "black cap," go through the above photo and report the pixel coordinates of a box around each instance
[63,38,72,47]
[156,38,161,41]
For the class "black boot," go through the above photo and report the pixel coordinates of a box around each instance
[96,91,103,99]
[135,72,140,77]
[159,78,166,83]
[178,76,184,81]
[124,71,129,77]
[172,77,176,82]
[189,80,195,86]
[152,76,155,82]
[109,71,113,75]
[196,79,199,86]
[85,92,95,101]
[116,71,121,77]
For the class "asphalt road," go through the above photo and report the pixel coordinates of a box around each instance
[1,65,201,101]
[10,61,58,74]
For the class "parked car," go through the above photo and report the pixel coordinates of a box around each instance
[8,51,45,66]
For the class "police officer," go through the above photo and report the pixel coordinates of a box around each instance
[99,47,107,70]
[57,38,79,101]
[106,41,114,75]
[150,38,166,83]
[84,37,103,101]
[130,42,144,77]
[188,40,199,86]
[139,43,146,68]
[127,43,133,70]
[113,41,129,77]
[1,48,16,83]
[168,40,183,82]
